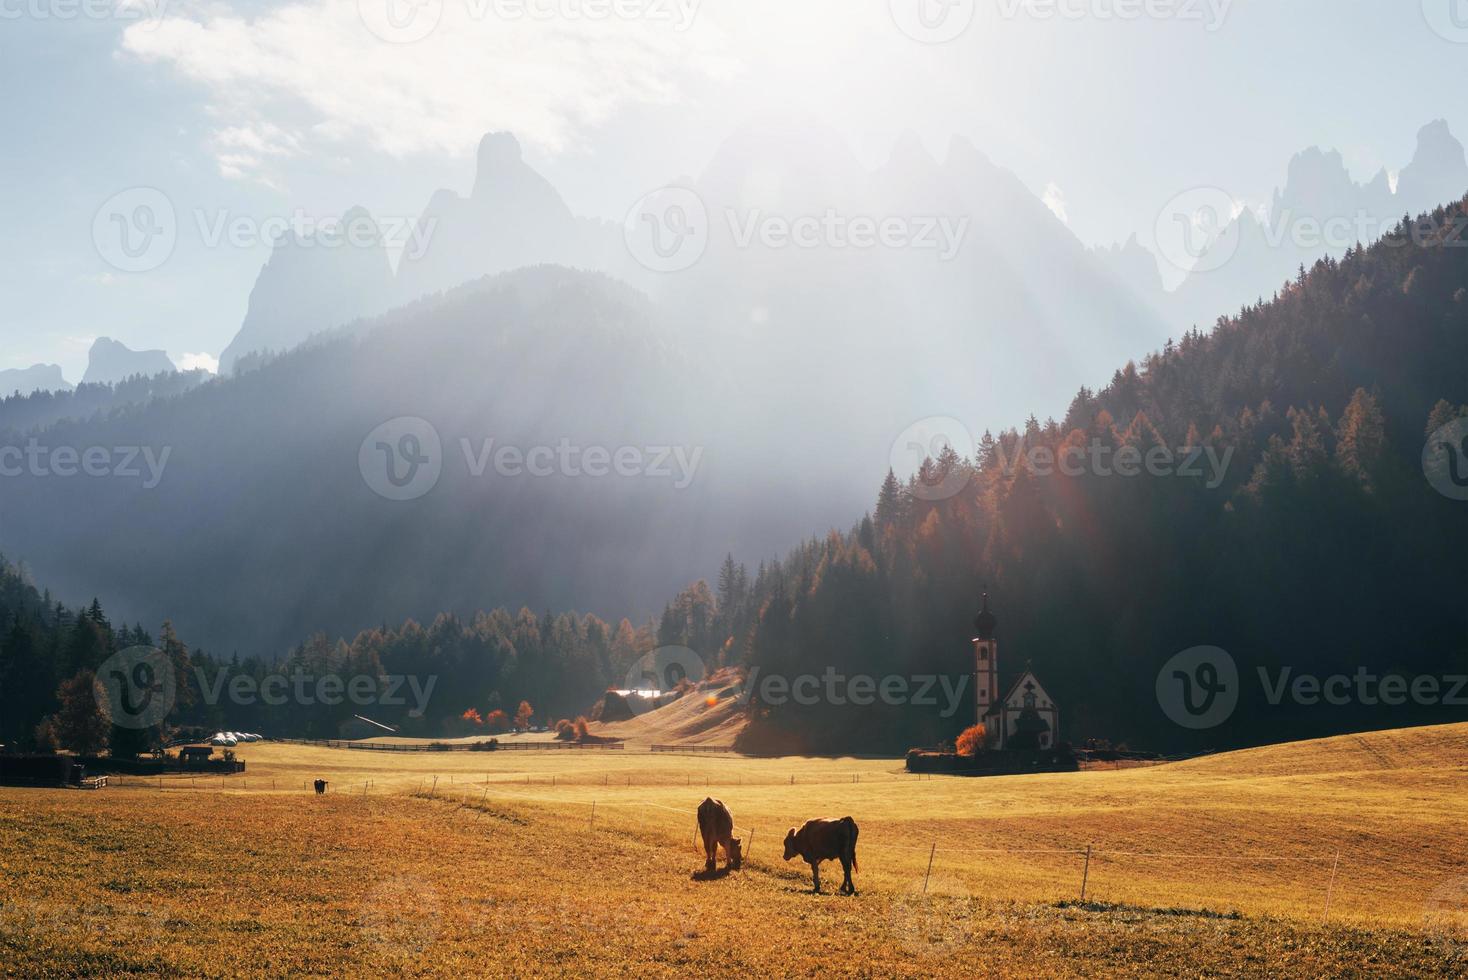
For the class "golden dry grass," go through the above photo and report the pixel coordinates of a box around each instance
[3,722,1467,977]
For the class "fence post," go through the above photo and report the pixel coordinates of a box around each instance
[923,842,937,894]
[748,829,754,861]
[1323,849,1342,922]
[591,801,596,831]
[1080,844,1093,901]
[431,776,438,798]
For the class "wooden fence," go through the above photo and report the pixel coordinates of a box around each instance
[277,738,624,753]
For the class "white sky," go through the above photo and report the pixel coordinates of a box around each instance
[2,0,1465,380]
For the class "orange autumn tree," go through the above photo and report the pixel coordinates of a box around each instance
[956,723,986,756]
[515,700,534,731]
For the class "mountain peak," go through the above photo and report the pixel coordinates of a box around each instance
[1414,118,1460,156]
[1273,145,1357,217]
[1396,119,1467,213]
[82,337,176,386]
[0,363,71,395]
[473,132,527,197]
[888,129,938,170]
[944,134,997,177]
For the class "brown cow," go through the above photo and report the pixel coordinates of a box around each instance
[696,797,742,874]
[783,816,859,894]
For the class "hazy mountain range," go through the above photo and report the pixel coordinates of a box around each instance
[1131,119,1468,330]
[0,364,70,397]
[219,120,1467,392]
[1,339,179,396]
[81,338,177,387]
[2,121,1464,660]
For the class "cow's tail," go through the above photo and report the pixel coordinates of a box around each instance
[846,817,859,873]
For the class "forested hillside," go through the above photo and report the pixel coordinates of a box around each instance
[671,200,1468,753]
[0,555,662,750]
[4,201,1465,756]
[0,371,209,437]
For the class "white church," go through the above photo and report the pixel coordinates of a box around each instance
[972,593,1061,750]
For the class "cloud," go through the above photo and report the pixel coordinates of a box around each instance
[119,0,735,181]
[176,351,220,374]
[1042,182,1068,224]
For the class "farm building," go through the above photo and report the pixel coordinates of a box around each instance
[178,746,216,767]
[973,594,1061,750]
[0,755,86,788]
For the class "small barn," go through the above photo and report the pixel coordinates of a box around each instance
[0,755,86,788]
[178,746,216,767]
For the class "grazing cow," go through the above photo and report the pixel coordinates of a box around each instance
[783,816,859,894]
[314,779,327,795]
[696,797,742,874]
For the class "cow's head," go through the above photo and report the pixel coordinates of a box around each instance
[782,828,798,861]
[729,836,743,869]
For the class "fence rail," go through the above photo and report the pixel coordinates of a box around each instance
[650,744,735,754]
[276,738,625,753]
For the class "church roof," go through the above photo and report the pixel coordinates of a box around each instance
[973,591,997,640]
[998,669,1055,708]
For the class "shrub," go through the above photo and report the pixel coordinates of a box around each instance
[956,724,987,756]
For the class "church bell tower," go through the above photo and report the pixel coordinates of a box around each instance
[973,592,998,727]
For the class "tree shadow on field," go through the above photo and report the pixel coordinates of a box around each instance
[691,867,732,882]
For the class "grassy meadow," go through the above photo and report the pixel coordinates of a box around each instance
[3,723,1467,977]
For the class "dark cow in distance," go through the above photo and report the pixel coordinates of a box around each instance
[696,797,742,874]
[314,779,327,795]
[783,816,859,894]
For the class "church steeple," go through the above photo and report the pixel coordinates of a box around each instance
[973,591,999,731]
[973,591,997,640]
